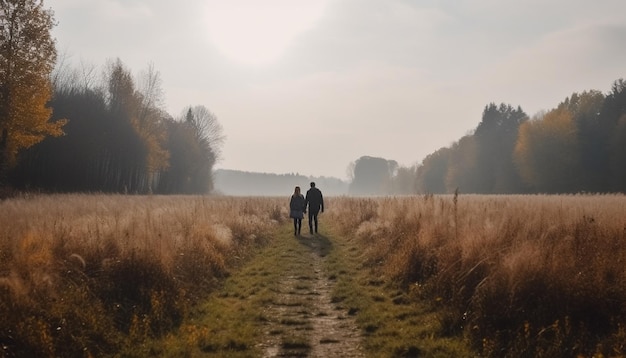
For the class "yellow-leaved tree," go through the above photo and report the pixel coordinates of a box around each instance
[514,108,580,193]
[0,0,66,183]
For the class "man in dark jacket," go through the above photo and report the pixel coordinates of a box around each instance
[305,182,324,235]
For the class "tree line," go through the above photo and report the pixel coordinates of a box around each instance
[1,1,223,195]
[12,59,224,194]
[3,1,624,196]
[415,79,626,194]
[348,78,626,195]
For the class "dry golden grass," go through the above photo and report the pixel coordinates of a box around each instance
[0,194,285,357]
[2,193,625,357]
[326,194,626,357]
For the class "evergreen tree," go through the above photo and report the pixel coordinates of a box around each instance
[474,103,527,193]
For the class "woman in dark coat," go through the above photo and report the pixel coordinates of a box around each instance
[289,186,306,236]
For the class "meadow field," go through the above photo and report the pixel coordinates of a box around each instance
[327,194,626,357]
[1,193,625,357]
[0,194,284,357]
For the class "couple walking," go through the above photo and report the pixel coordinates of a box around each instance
[289,182,324,236]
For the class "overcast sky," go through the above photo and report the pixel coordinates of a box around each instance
[47,0,626,179]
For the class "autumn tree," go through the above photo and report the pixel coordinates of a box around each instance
[157,106,224,194]
[415,147,450,194]
[0,0,66,184]
[99,59,170,193]
[445,135,479,192]
[514,108,580,193]
[134,63,170,190]
[101,59,147,192]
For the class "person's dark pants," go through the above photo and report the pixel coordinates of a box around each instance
[293,218,302,235]
[308,210,319,233]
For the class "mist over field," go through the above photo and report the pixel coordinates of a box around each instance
[213,169,349,196]
[2,1,626,196]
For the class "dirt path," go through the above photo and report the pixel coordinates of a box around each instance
[147,224,472,357]
[257,234,364,357]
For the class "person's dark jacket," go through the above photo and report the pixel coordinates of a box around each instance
[290,194,306,218]
[305,187,324,214]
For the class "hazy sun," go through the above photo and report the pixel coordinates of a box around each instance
[204,0,329,66]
